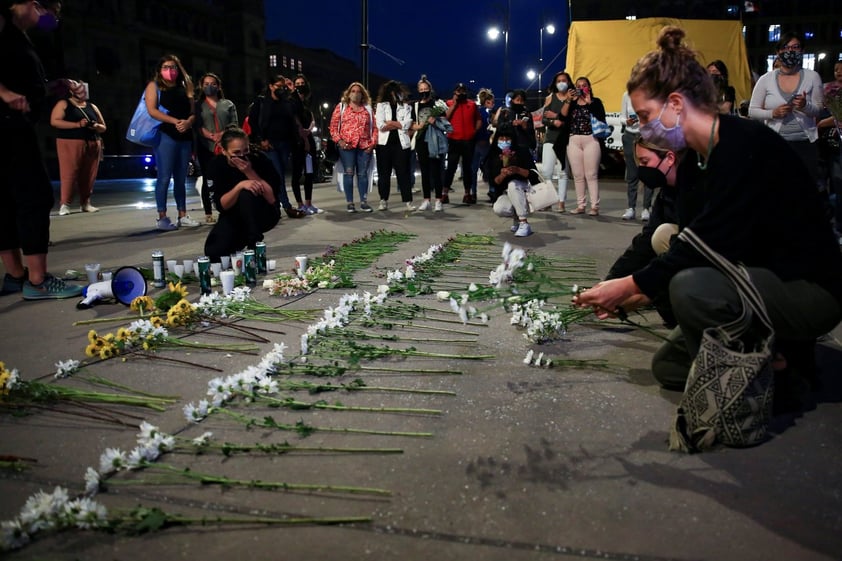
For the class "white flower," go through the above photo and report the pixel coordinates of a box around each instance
[84,467,100,497]
[54,359,80,379]
[478,313,489,324]
[0,519,30,550]
[534,352,545,366]
[98,448,126,475]
[317,280,328,288]
[191,432,213,447]
[404,265,416,279]
[468,283,478,292]
[137,421,159,444]
[262,279,276,289]
[572,284,579,294]
[523,349,534,364]
[300,333,309,356]
[63,497,107,530]
[183,400,210,423]
[126,446,150,469]
[377,284,390,295]
[436,291,451,301]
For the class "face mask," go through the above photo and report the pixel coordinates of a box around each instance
[203,85,219,97]
[37,12,59,32]
[296,84,310,96]
[556,82,568,92]
[639,103,687,151]
[779,50,802,69]
[711,74,725,87]
[161,68,179,82]
[510,103,524,113]
[350,92,362,103]
[419,91,430,100]
[457,92,468,101]
[637,157,671,190]
[497,140,512,151]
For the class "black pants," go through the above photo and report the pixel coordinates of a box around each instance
[196,143,215,215]
[291,135,315,204]
[0,123,53,254]
[203,190,280,261]
[443,138,475,192]
[651,267,841,389]
[376,142,412,203]
[415,139,443,199]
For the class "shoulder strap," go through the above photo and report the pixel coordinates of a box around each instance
[677,228,773,335]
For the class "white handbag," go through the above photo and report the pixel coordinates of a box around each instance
[526,169,560,212]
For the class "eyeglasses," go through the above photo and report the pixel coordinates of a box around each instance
[229,150,250,158]
[781,44,802,51]
[161,64,178,70]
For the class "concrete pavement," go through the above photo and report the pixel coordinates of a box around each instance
[1,177,841,561]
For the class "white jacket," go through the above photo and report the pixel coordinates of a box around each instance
[375,101,414,149]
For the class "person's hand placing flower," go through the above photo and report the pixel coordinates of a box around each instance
[572,276,651,320]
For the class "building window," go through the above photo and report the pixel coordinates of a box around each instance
[298,60,303,72]
[269,54,277,68]
[283,56,287,68]
[766,54,777,72]
[803,53,816,70]
[768,24,780,43]
[290,58,295,69]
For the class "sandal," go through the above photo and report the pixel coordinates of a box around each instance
[569,206,586,214]
[588,208,599,216]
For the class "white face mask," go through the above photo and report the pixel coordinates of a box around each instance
[556,82,569,93]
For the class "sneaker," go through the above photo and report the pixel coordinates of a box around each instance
[434,200,443,212]
[360,201,373,212]
[22,274,83,300]
[1,270,27,295]
[81,203,99,213]
[59,204,71,216]
[510,221,519,232]
[405,202,416,212]
[347,203,357,213]
[304,205,324,215]
[514,222,533,237]
[378,200,388,211]
[156,216,178,231]
[178,215,201,228]
[641,208,651,221]
[205,214,216,224]
[621,208,635,220]
[418,200,431,211]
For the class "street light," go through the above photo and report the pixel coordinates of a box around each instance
[486,0,512,93]
[538,23,556,95]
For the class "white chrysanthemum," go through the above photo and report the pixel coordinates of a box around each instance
[183,400,210,423]
[1,518,30,550]
[98,448,126,475]
[436,291,450,301]
[54,359,80,379]
[404,265,416,279]
[257,343,287,373]
[207,376,233,406]
[126,446,149,469]
[63,497,108,529]
[377,284,389,295]
[84,467,100,497]
[300,333,309,356]
[137,421,159,443]
[3,368,21,391]
[19,488,64,533]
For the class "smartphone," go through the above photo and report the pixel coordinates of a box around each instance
[629,113,639,123]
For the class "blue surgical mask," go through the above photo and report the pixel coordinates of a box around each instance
[37,12,59,32]
[556,82,568,92]
[498,140,512,151]
[639,103,687,152]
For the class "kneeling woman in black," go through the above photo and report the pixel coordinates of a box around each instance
[204,127,281,261]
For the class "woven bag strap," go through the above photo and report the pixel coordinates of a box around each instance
[677,228,774,335]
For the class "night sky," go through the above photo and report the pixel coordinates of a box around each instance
[265,0,571,100]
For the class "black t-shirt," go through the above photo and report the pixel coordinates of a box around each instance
[250,91,301,144]
[158,85,192,141]
[0,23,48,126]
[207,151,282,213]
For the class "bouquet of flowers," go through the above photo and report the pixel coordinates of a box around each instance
[500,146,514,167]
[824,81,842,122]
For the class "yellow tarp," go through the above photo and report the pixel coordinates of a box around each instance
[566,18,752,113]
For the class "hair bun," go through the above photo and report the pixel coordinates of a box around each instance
[657,26,686,52]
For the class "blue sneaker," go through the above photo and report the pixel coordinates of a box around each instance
[22,274,84,300]
[1,270,27,295]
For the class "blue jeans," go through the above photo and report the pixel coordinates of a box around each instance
[338,147,372,203]
[470,140,490,196]
[264,140,293,208]
[154,133,192,214]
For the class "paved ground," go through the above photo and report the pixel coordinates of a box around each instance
[1,177,841,561]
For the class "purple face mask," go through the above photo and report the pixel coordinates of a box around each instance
[37,12,59,32]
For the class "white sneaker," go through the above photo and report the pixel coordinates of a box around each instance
[418,200,431,211]
[641,208,651,221]
[58,204,71,216]
[514,222,533,237]
[621,208,634,220]
[81,203,99,213]
[378,200,388,211]
[434,200,443,212]
[405,202,416,212]
[178,215,201,228]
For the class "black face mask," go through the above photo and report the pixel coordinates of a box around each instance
[419,91,431,100]
[456,92,468,101]
[510,103,524,113]
[638,159,670,190]
[296,85,310,96]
